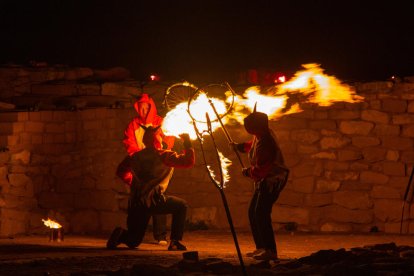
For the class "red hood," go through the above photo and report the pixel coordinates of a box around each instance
[133,93,158,124]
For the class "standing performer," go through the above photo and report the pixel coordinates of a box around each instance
[107,126,195,250]
[117,93,174,245]
[234,109,289,261]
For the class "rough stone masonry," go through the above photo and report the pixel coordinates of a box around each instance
[1,65,414,237]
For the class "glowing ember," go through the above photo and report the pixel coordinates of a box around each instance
[162,93,228,139]
[207,150,232,188]
[42,218,62,229]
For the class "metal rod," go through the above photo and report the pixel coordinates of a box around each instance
[207,98,245,169]
[219,188,247,276]
[400,166,414,234]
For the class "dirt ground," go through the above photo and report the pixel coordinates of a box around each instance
[1,230,414,275]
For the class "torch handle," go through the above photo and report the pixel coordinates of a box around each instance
[208,98,246,169]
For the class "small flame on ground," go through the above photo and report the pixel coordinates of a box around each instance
[207,150,232,188]
[42,218,62,229]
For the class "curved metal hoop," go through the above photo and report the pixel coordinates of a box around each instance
[187,82,235,123]
[163,81,199,111]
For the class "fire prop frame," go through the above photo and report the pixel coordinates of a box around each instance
[187,85,247,276]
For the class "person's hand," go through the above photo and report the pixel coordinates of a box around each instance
[179,133,192,149]
[242,168,250,177]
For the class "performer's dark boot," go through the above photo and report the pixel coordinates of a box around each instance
[106,227,126,249]
[168,240,187,251]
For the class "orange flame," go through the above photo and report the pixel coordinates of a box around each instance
[228,63,363,122]
[162,93,228,139]
[42,218,62,229]
[207,150,232,188]
[276,63,363,106]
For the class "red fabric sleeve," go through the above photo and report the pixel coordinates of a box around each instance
[160,149,195,168]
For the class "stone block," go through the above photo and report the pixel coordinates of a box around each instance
[352,136,381,148]
[11,150,30,165]
[320,136,351,149]
[7,173,34,197]
[311,151,336,160]
[328,110,360,120]
[297,145,319,154]
[278,189,304,206]
[384,223,402,234]
[324,161,349,171]
[324,171,359,181]
[361,110,389,124]
[76,84,101,96]
[38,192,74,209]
[290,129,320,144]
[274,117,307,130]
[408,101,414,113]
[402,124,414,137]
[304,193,332,207]
[101,82,140,98]
[323,205,373,223]
[382,161,406,176]
[188,207,218,226]
[291,162,322,178]
[393,114,414,124]
[362,147,387,162]
[338,150,363,161]
[356,81,393,93]
[371,185,401,199]
[320,222,352,232]
[70,210,99,234]
[315,179,340,193]
[401,151,414,163]
[374,124,400,136]
[99,211,127,232]
[333,191,372,209]
[374,199,402,222]
[382,99,407,113]
[340,181,372,191]
[0,208,29,236]
[339,121,374,135]
[386,150,399,161]
[382,136,413,150]
[272,205,310,225]
[25,122,44,133]
[31,83,77,96]
[309,120,337,130]
[360,171,389,184]
[349,162,369,171]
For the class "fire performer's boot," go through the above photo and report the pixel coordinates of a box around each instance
[168,240,187,251]
[246,248,265,257]
[253,249,278,261]
[106,227,126,249]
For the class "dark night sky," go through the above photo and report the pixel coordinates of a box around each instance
[1,0,414,83]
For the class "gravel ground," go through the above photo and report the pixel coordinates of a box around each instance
[1,230,414,275]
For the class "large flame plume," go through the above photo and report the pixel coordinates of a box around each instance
[42,218,62,229]
[162,93,228,139]
[161,63,363,187]
[229,63,363,123]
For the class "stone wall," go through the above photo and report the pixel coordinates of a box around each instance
[1,65,414,236]
[169,80,414,234]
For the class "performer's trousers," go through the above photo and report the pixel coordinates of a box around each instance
[121,195,187,248]
[248,179,283,254]
[152,214,167,240]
